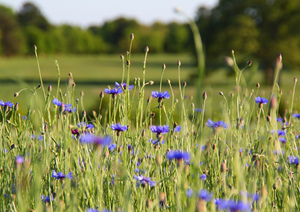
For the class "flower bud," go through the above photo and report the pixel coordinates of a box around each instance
[145,46,149,53]
[130,33,134,40]
[162,64,166,70]
[177,60,181,67]
[202,91,207,100]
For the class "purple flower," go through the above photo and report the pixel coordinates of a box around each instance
[288,156,299,165]
[77,122,94,129]
[111,124,128,132]
[15,155,24,164]
[167,150,190,161]
[108,143,117,151]
[195,108,203,112]
[79,133,112,146]
[199,189,212,201]
[293,114,300,119]
[255,97,268,105]
[174,125,181,132]
[200,174,207,180]
[149,138,165,145]
[150,125,169,135]
[52,170,72,180]
[215,199,250,211]
[64,103,76,113]
[133,175,156,188]
[52,98,62,106]
[41,194,54,203]
[104,88,123,95]
[279,137,286,143]
[271,130,286,136]
[0,100,14,108]
[115,82,134,90]
[186,189,193,198]
[206,119,227,129]
[151,91,170,102]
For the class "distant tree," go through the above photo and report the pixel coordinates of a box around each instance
[0,5,25,56]
[196,0,300,84]
[165,22,191,53]
[17,2,51,31]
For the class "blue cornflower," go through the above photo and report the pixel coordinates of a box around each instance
[133,175,156,188]
[200,174,207,180]
[79,133,112,146]
[108,143,117,151]
[77,122,94,129]
[64,103,76,113]
[255,97,268,106]
[149,138,165,145]
[279,137,287,143]
[215,199,250,211]
[199,189,212,201]
[195,108,203,112]
[151,91,170,102]
[52,98,62,106]
[150,125,169,135]
[15,155,24,164]
[271,130,286,136]
[104,87,123,96]
[174,125,181,132]
[111,124,128,136]
[186,189,193,198]
[52,170,72,180]
[38,135,43,141]
[0,100,14,108]
[288,156,299,165]
[293,114,300,119]
[115,82,134,90]
[41,194,54,203]
[206,119,228,129]
[167,150,190,161]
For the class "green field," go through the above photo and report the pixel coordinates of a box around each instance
[0,54,300,116]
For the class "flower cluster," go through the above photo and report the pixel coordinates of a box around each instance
[0,100,14,108]
[52,98,76,113]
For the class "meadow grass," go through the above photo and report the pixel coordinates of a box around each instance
[1,39,300,212]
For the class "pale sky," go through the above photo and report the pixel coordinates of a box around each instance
[0,0,217,27]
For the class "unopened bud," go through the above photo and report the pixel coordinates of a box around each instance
[149,81,154,85]
[177,60,181,66]
[182,81,186,87]
[167,79,171,84]
[80,91,84,97]
[130,33,134,40]
[294,77,297,83]
[14,92,19,97]
[270,96,277,109]
[266,115,271,122]
[162,64,166,70]
[202,91,207,100]
[120,54,124,60]
[145,46,149,53]
[219,91,224,96]
[246,60,252,67]
[127,60,130,66]
[37,84,41,89]
[224,56,234,67]
[100,91,104,98]
[256,83,260,88]
[48,84,52,92]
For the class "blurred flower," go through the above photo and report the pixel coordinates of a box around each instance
[38,135,43,141]
[52,170,72,180]
[52,98,62,106]
[186,189,193,198]
[167,150,190,161]
[15,155,24,164]
[293,114,300,119]
[79,133,112,146]
[279,137,286,143]
[115,82,134,90]
[195,108,204,112]
[288,156,299,165]
[108,143,117,151]
[77,122,94,129]
[52,99,76,113]
[134,175,156,188]
[214,199,250,211]
[149,139,165,145]
[0,100,14,108]
[206,119,227,129]
[200,174,207,180]
[199,189,212,201]
[150,125,169,135]
[41,194,54,203]
[174,125,181,132]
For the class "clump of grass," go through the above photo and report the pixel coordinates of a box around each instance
[1,34,300,212]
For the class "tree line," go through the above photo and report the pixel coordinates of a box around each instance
[0,2,193,56]
[1,1,300,84]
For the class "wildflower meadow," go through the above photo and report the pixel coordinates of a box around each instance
[0,35,300,212]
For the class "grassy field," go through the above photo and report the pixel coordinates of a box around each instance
[0,53,300,116]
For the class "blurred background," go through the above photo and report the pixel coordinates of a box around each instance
[0,0,300,115]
